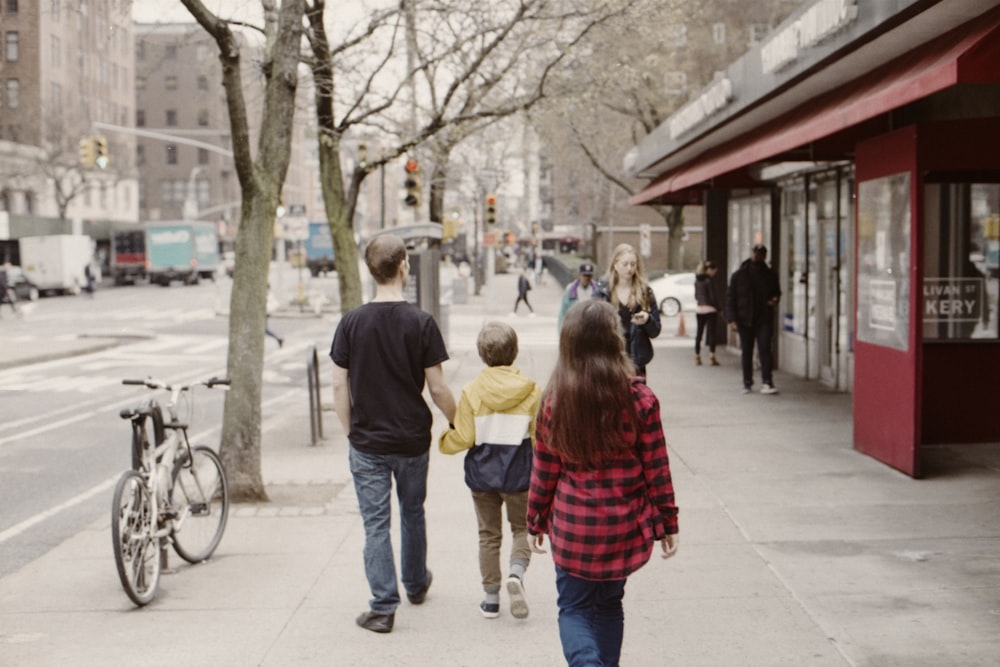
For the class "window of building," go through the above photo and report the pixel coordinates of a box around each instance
[5,32,19,62]
[165,44,177,59]
[165,109,177,126]
[6,1,18,14]
[198,148,209,165]
[51,0,59,20]
[713,23,726,44]
[51,35,60,67]
[136,109,145,127]
[923,182,1000,341]
[166,144,177,165]
[24,190,33,214]
[197,109,209,126]
[165,76,177,91]
[136,144,144,166]
[197,75,208,91]
[136,76,145,92]
[136,41,144,61]
[5,79,18,108]
[749,24,769,45]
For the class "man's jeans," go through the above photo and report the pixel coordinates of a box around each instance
[349,447,430,614]
[555,565,627,667]
[737,318,774,388]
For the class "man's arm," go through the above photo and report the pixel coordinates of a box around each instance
[331,364,351,435]
[424,363,457,424]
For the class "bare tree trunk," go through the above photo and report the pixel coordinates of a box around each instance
[665,205,685,270]
[182,0,304,501]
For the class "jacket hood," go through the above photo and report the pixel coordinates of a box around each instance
[469,366,538,412]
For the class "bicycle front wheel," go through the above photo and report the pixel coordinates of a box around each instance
[111,470,161,606]
[170,446,229,563]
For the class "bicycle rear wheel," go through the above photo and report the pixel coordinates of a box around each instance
[170,446,229,563]
[111,470,161,606]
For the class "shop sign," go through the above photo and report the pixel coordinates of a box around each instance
[761,0,859,74]
[923,278,984,322]
[868,279,898,332]
[668,76,733,140]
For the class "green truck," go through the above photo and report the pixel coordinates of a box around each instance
[145,221,221,286]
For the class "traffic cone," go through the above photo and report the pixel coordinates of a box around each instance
[677,312,687,337]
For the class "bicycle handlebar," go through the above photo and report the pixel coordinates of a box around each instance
[122,376,231,390]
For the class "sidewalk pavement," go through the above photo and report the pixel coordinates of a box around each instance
[2,269,999,666]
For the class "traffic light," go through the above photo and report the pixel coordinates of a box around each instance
[485,193,497,225]
[78,136,95,167]
[404,159,422,208]
[94,135,109,169]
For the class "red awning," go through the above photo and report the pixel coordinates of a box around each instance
[631,11,1000,206]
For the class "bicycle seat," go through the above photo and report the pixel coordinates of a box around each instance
[118,401,166,445]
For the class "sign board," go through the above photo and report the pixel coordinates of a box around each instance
[482,231,498,248]
[283,216,309,241]
[923,278,984,322]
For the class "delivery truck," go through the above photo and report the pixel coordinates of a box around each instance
[110,227,147,285]
[305,221,335,277]
[19,234,95,296]
[145,221,221,286]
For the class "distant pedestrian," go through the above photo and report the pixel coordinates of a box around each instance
[534,253,545,286]
[439,321,541,621]
[84,261,95,297]
[726,244,781,394]
[265,286,284,348]
[594,243,661,377]
[330,233,457,634]
[527,299,679,666]
[694,260,721,366]
[0,263,17,317]
[511,268,535,316]
[557,262,595,331]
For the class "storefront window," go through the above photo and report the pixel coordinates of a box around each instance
[782,185,807,335]
[923,182,999,341]
[857,173,911,351]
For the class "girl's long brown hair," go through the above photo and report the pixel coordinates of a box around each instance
[541,300,639,468]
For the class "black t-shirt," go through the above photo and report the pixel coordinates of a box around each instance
[330,301,449,456]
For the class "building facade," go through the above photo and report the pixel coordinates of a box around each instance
[0,0,137,234]
[627,0,1000,476]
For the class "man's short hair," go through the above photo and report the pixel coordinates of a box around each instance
[752,244,767,254]
[365,235,407,284]
[477,321,518,367]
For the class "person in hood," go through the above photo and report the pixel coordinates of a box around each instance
[726,244,782,394]
[440,321,541,621]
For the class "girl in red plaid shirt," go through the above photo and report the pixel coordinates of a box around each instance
[527,299,678,667]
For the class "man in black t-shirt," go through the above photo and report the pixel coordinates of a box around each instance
[331,234,456,634]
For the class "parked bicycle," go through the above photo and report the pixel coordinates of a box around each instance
[112,375,231,606]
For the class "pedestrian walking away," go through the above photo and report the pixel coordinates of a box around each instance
[439,321,541,621]
[330,234,457,634]
[557,262,596,331]
[0,262,18,317]
[511,268,535,316]
[726,244,782,394]
[594,243,661,377]
[265,285,284,348]
[694,260,722,366]
[527,300,679,667]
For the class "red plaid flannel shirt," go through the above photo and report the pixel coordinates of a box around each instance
[526,380,678,581]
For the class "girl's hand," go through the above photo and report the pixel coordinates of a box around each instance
[660,534,679,559]
[529,533,548,554]
[631,311,648,325]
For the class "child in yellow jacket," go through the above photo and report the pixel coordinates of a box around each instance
[440,321,541,620]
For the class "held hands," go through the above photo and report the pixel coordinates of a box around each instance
[660,534,679,559]
[631,311,649,326]
[529,533,548,555]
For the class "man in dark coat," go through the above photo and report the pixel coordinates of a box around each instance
[726,244,781,394]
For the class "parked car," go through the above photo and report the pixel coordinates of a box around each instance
[4,266,41,302]
[647,272,697,317]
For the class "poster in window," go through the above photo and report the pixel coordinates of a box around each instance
[857,173,910,350]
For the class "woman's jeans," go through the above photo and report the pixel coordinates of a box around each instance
[695,311,717,355]
[555,565,627,667]
[349,447,430,614]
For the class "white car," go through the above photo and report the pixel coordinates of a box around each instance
[647,272,697,317]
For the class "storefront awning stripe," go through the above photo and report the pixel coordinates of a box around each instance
[630,14,1000,206]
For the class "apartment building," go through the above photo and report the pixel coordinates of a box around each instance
[0,0,137,226]
[134,23,321,249]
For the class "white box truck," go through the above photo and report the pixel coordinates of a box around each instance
[19,234,94,296]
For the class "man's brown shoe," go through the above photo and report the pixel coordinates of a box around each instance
[407,570,433,605]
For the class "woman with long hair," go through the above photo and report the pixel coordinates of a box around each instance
[594,243,661,376]
[527,300,679,666]
[694,259,721,366]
